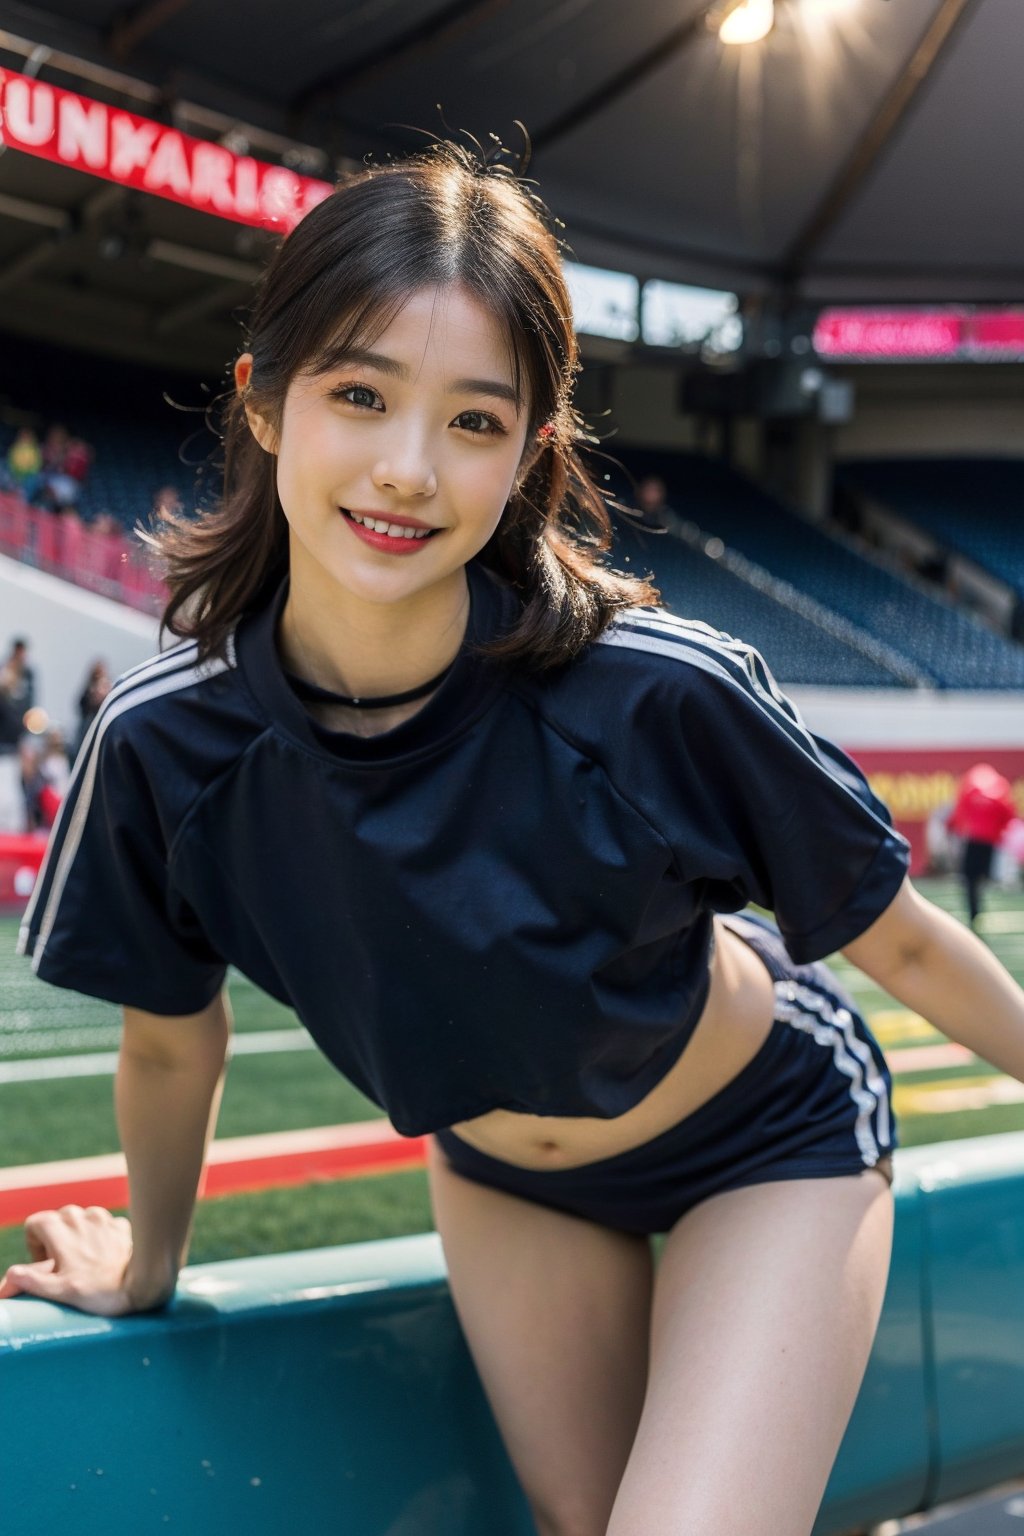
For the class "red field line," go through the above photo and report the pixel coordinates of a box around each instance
[0,1120,427,1228]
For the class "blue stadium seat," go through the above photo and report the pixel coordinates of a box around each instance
[608,513,901,686]
[837,457,1024,603]
[604,451,1024,690]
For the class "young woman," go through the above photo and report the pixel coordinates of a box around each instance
[6,139,1024,1536]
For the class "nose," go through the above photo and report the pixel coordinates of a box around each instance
[371,427,438,501]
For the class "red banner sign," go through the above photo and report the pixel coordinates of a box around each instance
[852,748,1024,876]
[0,67,334,233]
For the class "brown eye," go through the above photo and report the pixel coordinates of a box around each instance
[330,383,381,409]
[455,411,505,436]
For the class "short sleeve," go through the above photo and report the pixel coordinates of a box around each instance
[16,707,227,1015]
[667,638,910,964]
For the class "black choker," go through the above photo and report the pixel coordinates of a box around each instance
[283,657,457,709]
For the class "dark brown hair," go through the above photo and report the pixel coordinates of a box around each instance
[138,135,659,671]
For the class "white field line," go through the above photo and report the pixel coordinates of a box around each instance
[0,1028,315,1084]
[0,1032,984,1087]
[0,1117,408,1192]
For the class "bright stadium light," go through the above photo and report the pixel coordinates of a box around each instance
[717,0,775,45]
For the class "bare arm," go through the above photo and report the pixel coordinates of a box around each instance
[0,987,233,1313]
[117,986,233,1309]
[840,875,1024,1080]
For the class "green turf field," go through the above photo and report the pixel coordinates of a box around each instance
[3,876,1023,1276]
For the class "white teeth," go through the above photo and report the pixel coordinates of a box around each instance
[348,510,432,539]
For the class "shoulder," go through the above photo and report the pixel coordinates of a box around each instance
[548,603,793,718]
[592,604,762,687]
[87,627,261,785]
[505,602,817,772]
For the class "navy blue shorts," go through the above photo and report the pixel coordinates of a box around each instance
[433,911,897,1236]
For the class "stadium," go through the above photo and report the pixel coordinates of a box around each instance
[1,2,1023,1532]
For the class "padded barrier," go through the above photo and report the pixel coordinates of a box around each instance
[4,1137,1024,1533]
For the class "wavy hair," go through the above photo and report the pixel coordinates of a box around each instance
[138,133,658,671]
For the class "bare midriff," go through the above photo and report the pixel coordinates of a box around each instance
[445,916,778,1171]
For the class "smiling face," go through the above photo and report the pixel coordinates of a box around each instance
[239,282,537,615]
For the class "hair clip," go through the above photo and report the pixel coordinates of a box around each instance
[537,422,555,440]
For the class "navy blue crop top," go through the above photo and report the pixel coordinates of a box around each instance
[17,554,910,1136]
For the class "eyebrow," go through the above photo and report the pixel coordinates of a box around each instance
[314,345,521,409]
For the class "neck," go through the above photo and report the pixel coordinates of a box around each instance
[277,546,471,702]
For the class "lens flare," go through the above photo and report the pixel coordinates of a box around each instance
[719,0,775,46]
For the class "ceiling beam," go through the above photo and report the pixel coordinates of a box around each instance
[0,192,71,232]
[145,239,260,284]
[0,181,131,292]
[0,237,67,293]
[108,0,200,63]
[289,0,510,125]
[778,0,981,290]
[531,8,708,153]
[154,279,248,335]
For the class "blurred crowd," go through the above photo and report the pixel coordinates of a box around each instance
[1,422,95,514]
[1,415,186,532]
[0,635,112,834]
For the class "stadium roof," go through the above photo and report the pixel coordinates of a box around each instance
[0,0,1020,374]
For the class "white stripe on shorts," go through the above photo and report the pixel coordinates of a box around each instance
[772,980,888,1168]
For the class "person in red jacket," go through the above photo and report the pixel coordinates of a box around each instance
[948,763,1018,930]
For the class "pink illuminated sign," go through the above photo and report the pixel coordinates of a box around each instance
[968,311,1024,356]
[814,309,962,359]
[814,307,1024,362]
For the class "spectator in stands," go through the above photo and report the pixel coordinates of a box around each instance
[39,471,82,515]
[40,423,70,475]
[73,659,112,759]
[634,474,674,533]
[0,639,35,833]
[35,726,71,827]
[948,762,1018,932]
[1,637,35,719]
[30,423,83,514]
[20,726,72,832]
[20,740,50,833]
[64,435,94,486]
[4,427,42,500]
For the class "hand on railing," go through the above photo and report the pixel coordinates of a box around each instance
[0,1204,172,1315]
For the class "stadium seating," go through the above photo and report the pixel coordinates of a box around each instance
[608,512,903,686]
[837,457,1024,603]
[605,451,1024,690]
[6,407,1023,689]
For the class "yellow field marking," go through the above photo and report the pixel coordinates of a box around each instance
[869,1010,942,1047]
[893,1075,1024,1116]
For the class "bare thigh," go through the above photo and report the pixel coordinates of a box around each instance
[606,1168,895,1536]
[426,1136,654,1536]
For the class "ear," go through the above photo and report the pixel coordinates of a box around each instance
[234,352,279,456]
